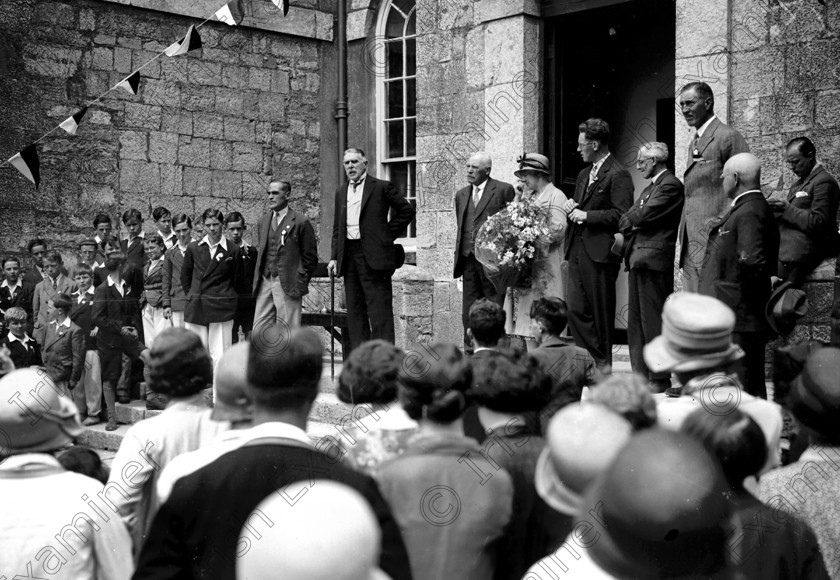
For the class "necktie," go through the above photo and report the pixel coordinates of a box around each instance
[589,165,598,187]
[692,133,700,158]
[472,186,481,206]
[351,181,359,194]
[275,212,282,228]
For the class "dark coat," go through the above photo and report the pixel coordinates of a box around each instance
[181,239,242,325]
[619,170,685,272]
[121,236,146,272]
[69,289,97,351]
[253,209,318,298]
[161,246,188,312]
[141,259,165,308]
[778,164,840,265]
[92,278,140,348]
[565,155,634,263]
[0,334,41,368]
[699,191,780,332]
[41,320,85,383]
[453,177,516,278]
[134,442,413,580]
[0,281,32,318]
[331,175,415,274]
[21,267,43,294]
[237,242,258,315]
[530,336,598,429]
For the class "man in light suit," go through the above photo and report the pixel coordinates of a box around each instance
[454,152,515,351]
[678,82,750,292]
[768,137,840,287]
[327,148,415,351]
[563,118,633,371]
[699,153,778,399]
[253,181,318,331]
[618,142,685,391]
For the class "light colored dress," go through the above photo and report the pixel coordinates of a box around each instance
[510,183,569,335]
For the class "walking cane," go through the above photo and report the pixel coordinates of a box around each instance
[330,268,335,380]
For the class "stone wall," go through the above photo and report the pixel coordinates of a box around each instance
[0,0,329,264]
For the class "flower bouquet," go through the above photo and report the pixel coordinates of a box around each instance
[474,195,550,291]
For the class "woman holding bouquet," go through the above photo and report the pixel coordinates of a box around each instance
[511,153,569,339]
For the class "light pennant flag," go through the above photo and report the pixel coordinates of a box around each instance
[116,71,141,95]
[216,0,244,25]
[165,25,203,57]
[59,107,88,136]
[8,144,40,189]
[271,0,289,17]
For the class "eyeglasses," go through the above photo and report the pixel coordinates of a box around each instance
[636,157,655,165]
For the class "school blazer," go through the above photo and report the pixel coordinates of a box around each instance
[42,321,85,383]
[181,240,243,325]
[141,259,165,308]
[162,246,188,312]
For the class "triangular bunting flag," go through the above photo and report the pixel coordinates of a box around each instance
[8,144,40,189]
[216,0,244,25]
[116,71,141,95]
[59,107,88,136]
[271,0,289,16]
[165,25,203,57]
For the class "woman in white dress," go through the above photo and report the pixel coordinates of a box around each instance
[510,153,569,340]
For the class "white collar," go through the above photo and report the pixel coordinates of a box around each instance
[158,230,175,240]
[75,286,94,302]
[124,230,146,241]
[52,317,71,328]
[199,235,228,251]
[591,152,610,172]
[731,189,761,207]
[473,179,487,193]
[651,169,668,184]
[235,421,313,448]
[6,332,33,345]
[351,173,367,186]
[93,260,104,270]
[148,256,164,266]
[238,240,250,251]
[696,114,717,138]
[177,242,190,253]
[107,275,127,290]
[0,279,21,290]
[274,207,289,220]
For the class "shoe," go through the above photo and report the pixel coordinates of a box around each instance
[117,391,131,404]
[146,397,166,411]
[105,419,118,431]
[82,416,100,426]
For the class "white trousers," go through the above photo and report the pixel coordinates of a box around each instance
[142,304,170,349]
[74,350,102,417]
[170,310,185,328]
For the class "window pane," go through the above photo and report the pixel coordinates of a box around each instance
[393,0,413,16]
[387,120,404,158]
[406,119,416,156]
[387,81,404,119]
[406,78,416,116]
[385,8,405,38]
[405,38,416,76]
[386,41,403,79]
[405,9,415,36]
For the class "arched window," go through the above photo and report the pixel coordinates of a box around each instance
[376,0,416,244]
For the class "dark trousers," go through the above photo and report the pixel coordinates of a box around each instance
[732,331,767,399]
[627,267,672,384]
[343,240,395,351]
[567,242,619,369]
[461,253,505,348]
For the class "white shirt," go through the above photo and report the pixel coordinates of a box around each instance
[589,153,611,184]
[696,114,717,138]
[75,286,95,303]
[107,275,128,297]
[52,317,71,329]
[147,256,164,273]
[158,230,176,249]
[0,279,21,292]
[346,173,367,240]
[199,234,228,260]
[651,169,667,184]
[472,180,486,205]
[124,230,146,245]
[274,208,288,227]
[731,188,761,207]
[6,332,34,346]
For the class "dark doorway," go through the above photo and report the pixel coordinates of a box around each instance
[543,0,676,339]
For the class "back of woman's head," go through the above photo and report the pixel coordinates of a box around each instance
[398,343,472,423]
[338,340,404,405]
[681,409,766,489]
[470,348,551,413]
[588,373,657,431]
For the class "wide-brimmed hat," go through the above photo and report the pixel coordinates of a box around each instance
[790,347,840,439]
[514,153,550,177]
[765,281,808,336]
[0,368,83,457]
[586,430,731,578]
[236,480,389,580]
[644,292,744,373]
[534,403,632,515]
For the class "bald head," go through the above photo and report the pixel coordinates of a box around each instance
[721,153,761,197]
[466,152,492,186]
[212,341,253,424]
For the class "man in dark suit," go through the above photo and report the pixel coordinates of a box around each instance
[253,181,318,332]
[767,137,840,287]
[454,152,516,350]
[699,153,779,399]
[618,142,685,391]
[528,297,597,430]
[679,82,750,292]
[327,148,415,351]
[134,327,412,580]
[562,118,633,371]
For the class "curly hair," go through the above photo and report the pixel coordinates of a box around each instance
[470,348,551,413]
[398,343,472,424]
[148,328,213,397]
[337,340,404,405]
[588,374,657,431]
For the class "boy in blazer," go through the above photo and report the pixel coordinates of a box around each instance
[563,118,633,370]
[70,263,102,425]
[619,143,685,391]
[1,307,41,368]
[162,213,193,329]
[253,183,318,332]
[181,208,243,368]
[41,293,85,397]
[141,236,168,349]
[32,251,78,346]
[1,256,31,336]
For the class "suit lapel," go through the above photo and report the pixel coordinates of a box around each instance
[788,165,822,200]
[456,187,469,226]
[359,178,374,215]
[201,244,220,279]
[580,158,611,208]
[685,118,721,174]
[259,213,272,253]
[474,179,494,216]
[44,325,65,351]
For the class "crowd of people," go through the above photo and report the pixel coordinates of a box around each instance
[0,289,838,579]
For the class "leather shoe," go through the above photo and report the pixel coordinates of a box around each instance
[105,419,118,432]
[82,416,100,426]
[146,397,167,411]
